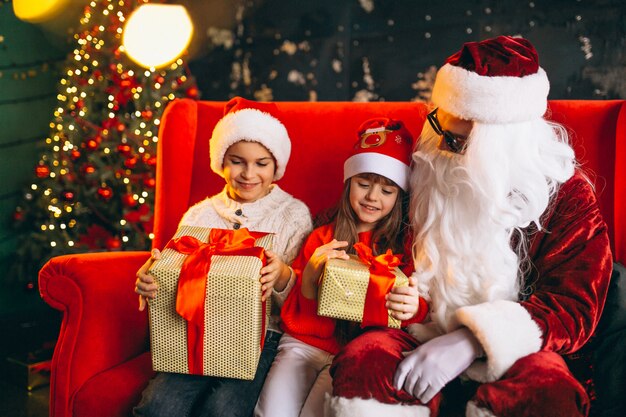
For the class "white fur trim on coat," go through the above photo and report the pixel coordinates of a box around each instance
[466,401,497,417]
[210,108,291,180]
[456,299,542,382]
[324,395,430,417]
[431,63,550,124]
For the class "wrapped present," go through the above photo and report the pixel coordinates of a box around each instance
[318,242,408,328]
[148,226,273,380]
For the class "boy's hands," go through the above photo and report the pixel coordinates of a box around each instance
[301,239,349,299]
[135,249,161,311]
[386,275,420,321]
[259,250,291,301]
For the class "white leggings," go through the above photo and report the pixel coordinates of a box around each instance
[254,333,334,417]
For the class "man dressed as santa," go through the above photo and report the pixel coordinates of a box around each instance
[326,36,613,417]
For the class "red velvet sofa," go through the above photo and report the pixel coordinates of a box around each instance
[39,99,626,417]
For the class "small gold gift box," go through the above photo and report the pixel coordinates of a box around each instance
[148,225,272,380]
[317,255,408,328]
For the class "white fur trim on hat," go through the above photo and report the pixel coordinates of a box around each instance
[431,63,550,124]
[210,108,291,180]
[344,153,410,191]
[455,299,543,382]
[324,395,430,417]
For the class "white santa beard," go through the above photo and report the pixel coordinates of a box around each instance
[410,119,575,332]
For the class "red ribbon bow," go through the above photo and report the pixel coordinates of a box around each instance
[353,242,402,328]
[165,228,268,374]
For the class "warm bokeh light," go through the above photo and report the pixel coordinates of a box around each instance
[122,4,194,69]
[13,0,71,23]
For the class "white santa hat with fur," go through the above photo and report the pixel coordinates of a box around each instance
[431,35,550,124]
[210,97,291,180]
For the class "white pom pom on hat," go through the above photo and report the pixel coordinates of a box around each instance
[210,97,291,180]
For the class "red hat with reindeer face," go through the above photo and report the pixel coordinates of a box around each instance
[344,117,414,191]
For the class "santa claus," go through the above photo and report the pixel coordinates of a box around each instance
[327,36,613,417]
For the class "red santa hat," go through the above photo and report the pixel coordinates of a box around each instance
[431,35,550,124]
[210,97,291,180]
[344,118,414,191]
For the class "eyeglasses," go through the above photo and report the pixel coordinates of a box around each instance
[427,108,467,154]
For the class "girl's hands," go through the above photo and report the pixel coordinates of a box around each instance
[301,239,349,299]
[386,275,420,321]
[259,250,291,302]
[135,249,161,311]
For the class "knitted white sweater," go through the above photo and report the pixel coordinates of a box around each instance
[179,184,313,331]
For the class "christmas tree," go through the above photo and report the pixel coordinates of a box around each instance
[10,0,198,286]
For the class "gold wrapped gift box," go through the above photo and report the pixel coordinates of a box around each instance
[148,226,272,380]
[317,255,408,328]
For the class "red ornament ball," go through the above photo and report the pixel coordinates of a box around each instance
[106,236,122,250]
[86,139,99,150]
[186,86,199,98]
[117,144,132,155]
[83,164,96,175]
[117,123,126,132]
[70,149,81,160]
[142,154,157,166]
[97,186,113,200]
[124,157,138,169]
[143,177,156,188]
[141,110,153,120]
[13,210,23,221]
[122,194,137,207]
[155,76,165,84]
[62,191,75,202]
[35,164,50,178]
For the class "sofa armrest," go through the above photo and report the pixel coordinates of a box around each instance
[39,251,151,417]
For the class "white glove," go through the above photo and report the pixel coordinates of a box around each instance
[393,327,483,403]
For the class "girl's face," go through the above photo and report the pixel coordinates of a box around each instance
[349,175,399,233]
[223,141,276,203]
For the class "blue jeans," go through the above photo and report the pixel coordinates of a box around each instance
[134,331,281,417]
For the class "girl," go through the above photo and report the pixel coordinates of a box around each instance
[133,97,313,417]
[254,118,427,417]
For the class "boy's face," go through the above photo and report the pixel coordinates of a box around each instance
[349,175,399,233]
[222,141,276,203]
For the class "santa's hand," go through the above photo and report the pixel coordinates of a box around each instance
[386,275,420,321]
[135,249,161,311]
[393,327,483,403]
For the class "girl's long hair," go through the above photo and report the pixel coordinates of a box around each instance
[322,172,410,345]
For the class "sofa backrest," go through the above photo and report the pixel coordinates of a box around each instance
[154,99,625,264]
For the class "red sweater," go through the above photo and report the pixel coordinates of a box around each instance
[280,224,427,354]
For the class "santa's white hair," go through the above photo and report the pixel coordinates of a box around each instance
[411,115,576,332]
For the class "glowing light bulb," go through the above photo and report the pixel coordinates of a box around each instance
[122,4,193,69]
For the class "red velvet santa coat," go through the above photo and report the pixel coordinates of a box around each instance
[448,172,612,383]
